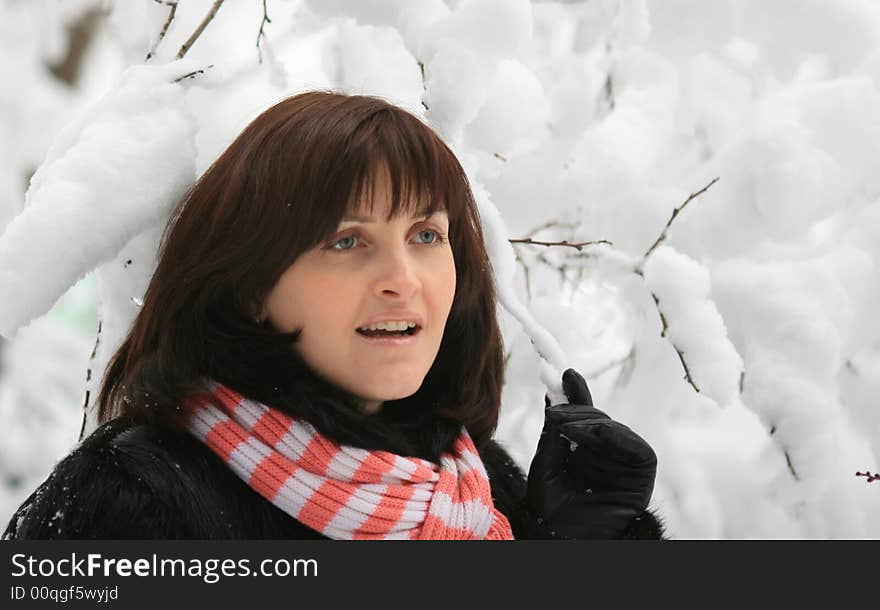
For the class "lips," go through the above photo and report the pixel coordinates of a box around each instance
[355,325,422,346]
[355,311,424,330]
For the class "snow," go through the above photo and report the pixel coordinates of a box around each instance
[332,20,424,112]
[2,0,880,539]
[0,60,201,337]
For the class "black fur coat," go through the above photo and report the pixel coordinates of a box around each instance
[3,375,666,540]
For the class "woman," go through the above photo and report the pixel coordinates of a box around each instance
[4,92,664,540]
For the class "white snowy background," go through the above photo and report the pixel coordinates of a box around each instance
[1,0,879,539]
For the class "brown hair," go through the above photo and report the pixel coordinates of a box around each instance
[97,91,504,450]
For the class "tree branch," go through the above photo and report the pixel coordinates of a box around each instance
[176,0,226,59]
[642,176,719,261]
[856,470,879,483]
[416,60,429,111]
[784,450,800,481]
[172,65,214,83]
[651,293,700,394]
[78,320,102,441]
[256,0,271,63]
[603,73,615,111]
[146,0,177,62]
[505,182,720,398]
[509,237,612,251]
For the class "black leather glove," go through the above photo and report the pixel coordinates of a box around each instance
[527,368,658,539]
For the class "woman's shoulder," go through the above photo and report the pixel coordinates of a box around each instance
[3,416,313,540]
[3,417,209,539]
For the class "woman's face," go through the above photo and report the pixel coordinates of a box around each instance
[263,172,457,413]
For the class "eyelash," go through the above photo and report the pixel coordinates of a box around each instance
[324,227,449,252]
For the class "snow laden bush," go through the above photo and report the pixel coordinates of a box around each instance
[1,0,879,538]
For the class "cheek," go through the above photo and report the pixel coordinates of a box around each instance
[446,266,457,305]
[435,254,457,311]
[299,275,357,330]
[268,268,356,331]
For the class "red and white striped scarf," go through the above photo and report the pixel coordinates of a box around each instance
[183,381,514,540]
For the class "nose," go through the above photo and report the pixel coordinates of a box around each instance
[373,245,420,299]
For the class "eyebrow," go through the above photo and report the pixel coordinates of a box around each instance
[341,208,445,222]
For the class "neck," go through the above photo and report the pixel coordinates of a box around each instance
[361,399,383,415]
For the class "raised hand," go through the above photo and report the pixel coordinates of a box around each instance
[527,368,658,539]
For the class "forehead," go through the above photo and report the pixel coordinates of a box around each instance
[343,164,449,222]
[341,181,447,222]
[342,204,445,222]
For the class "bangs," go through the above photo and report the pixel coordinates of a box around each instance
[340,109,466,224]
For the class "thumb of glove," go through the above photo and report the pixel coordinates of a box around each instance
[562,368,593,406]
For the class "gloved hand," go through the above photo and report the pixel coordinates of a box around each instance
[527,368,658,539]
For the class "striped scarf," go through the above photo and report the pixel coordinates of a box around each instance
[183,381,514,540]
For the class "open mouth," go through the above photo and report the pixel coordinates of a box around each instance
[356,326,422,339]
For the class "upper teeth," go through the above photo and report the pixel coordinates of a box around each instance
[359,321,417,331]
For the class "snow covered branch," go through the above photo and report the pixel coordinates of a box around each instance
[507,176,726,402]
[651,292,700,394]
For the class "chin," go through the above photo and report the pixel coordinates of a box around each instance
[360,375,425,402]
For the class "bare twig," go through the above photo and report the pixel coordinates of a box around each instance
[172,65,214,83]
[176,0,226,59]
[642,177,720,261]
[256,0,271,63]
[856,470,880,483]
[652,293,669,338]
[673,338,698,392]
[603,73,615,111]
[512,252,534,301]
[785,450,800,481]
[767,425,800,480]
[506,182,719,399]
[510,220,609,300]
[509,237,612,251]
[651,293,700,394]
[628,179,725,397]
[78,320,102,441]
[146,0,178,62]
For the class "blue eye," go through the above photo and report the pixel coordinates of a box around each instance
[414,229,439,245]
[325,228,446,252]
[329,235,359,250]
